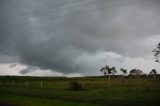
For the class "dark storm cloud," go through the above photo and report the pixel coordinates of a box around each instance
[0,0,160,74]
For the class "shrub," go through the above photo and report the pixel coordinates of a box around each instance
[70,81,85,91]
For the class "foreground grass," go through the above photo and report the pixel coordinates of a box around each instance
[0,94,102,106]
[0,77,160,106]
[0,86,160,106]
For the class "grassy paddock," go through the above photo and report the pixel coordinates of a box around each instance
[0,76,160,106]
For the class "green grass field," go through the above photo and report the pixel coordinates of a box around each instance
[0,76,160,106]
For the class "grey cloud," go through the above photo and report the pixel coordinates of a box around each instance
[0,56,19,63]
[20,66,37,74]
[0,0,160,74]
[9,63,18,68]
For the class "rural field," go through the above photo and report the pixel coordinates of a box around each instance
[0,75,160,106]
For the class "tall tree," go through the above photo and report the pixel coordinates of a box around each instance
[111,67,117,78]
[152,42,160,62]
[120,68,127,80]
[100,65,116,89]
[150,69,157,80]
[100,66,107,79]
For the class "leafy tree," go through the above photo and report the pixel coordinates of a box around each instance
[100,65,109,79]
[120,68,127,80]
[152,42,160,62]
[150,69,157,80]
[100,65,117,89]
[100,65,116,79]
[129,68,145,86]
[111,67,117,75]
[129,68,144,76]
[110,67,117,79]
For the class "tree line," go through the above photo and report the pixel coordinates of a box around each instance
[99,42,160,89]
[100,65,157,79]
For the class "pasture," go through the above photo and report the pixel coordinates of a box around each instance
[0,76,160,106]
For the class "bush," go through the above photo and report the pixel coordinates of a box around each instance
[70,81,85,91]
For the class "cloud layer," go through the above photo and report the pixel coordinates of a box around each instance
[0,0,160,75]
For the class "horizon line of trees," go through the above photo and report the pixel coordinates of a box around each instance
[100,42,160,81]
[100,65,158,76]
[100,65,158,89]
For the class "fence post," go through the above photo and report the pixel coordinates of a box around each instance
[26,80,29,87]
[108,75,111,89]
[40,80,43,89]
[12,80,14,87]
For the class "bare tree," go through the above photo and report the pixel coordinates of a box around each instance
[152,42,160,62]
[150,69,157,80]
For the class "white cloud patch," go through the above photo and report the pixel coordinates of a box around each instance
[75,51,160,75]
[0,63,26,75]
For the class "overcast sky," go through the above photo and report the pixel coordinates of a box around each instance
[0,0,160,77]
